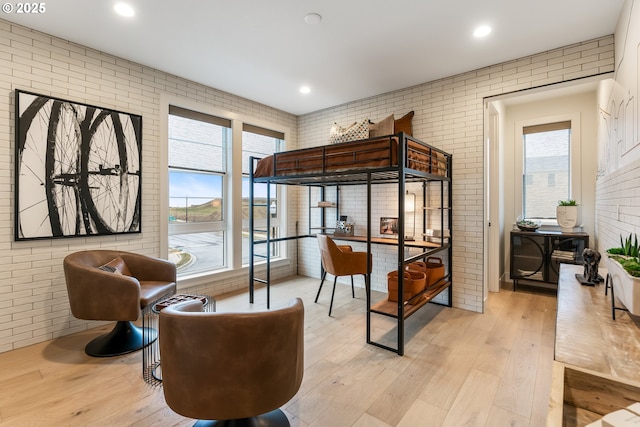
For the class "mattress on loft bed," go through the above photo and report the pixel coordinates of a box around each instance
[253,136,448,178]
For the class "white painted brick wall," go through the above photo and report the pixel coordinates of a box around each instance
[0,20,297,353]
[0,17,616,352]
[298,36,615,313]
[594,3,640,262]
[595,159,640,252]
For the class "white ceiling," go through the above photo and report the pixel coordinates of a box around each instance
[3,0,626,115]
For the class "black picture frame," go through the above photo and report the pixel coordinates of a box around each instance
[380,217,399,235]
[14,89,142,240]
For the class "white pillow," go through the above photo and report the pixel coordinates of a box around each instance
[328,118,369,144]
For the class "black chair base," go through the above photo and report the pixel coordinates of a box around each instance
[193,409,290,427]
[85,320,156,357]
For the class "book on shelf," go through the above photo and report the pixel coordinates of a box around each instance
[552,250,575,260]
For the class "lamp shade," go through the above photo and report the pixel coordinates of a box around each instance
[404,191,415,213]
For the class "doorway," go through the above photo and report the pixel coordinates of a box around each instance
[483,77,607,296]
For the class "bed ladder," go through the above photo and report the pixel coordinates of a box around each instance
[248,156,273,308]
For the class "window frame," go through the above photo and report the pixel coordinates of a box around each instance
[515,113,582,226]
[160,95,290,285]
[240,125,284,266]
[167,108,231,273]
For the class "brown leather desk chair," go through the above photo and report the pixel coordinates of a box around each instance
[315,234,371,316]
[159,298,304,427]
[63,250,176,357]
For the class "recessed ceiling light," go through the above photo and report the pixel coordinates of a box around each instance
[304,13,322,25]
[114,3,135,18]
[300,86,311,94]
[473,25,491,38]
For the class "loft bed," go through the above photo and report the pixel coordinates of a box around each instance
[248,132,452,356]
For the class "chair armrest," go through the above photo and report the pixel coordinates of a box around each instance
[336,245,353,252]
[63,261,142,321]
[332,250,372,276]
[120,253,177,283]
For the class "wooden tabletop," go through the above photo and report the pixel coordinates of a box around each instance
[556,263,640,382]
[329,234,445,249]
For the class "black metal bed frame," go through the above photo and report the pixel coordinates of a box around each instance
[248,132,453,355]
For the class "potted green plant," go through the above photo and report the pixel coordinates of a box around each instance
[556,199,579,232]
[606,233,640,315]
[606,233,640,258]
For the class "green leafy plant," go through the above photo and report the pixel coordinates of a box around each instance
[623,233,639,257]
[607,247,626,255]
[607,233,640,277]
[557,199,578,206]
[625,259,640,277]
[606,233,639,257]
[613,256,640,278]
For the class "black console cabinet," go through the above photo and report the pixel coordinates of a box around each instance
[510,230,589,290]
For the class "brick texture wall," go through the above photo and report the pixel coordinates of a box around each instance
[297,36,615,313]
[596,161,640,251]
[594,1,640,258]
[0,17,616,352]
[0,20,297,353]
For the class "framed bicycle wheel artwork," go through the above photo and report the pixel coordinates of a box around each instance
[14,90,142,240]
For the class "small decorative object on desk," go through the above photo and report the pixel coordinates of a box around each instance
[575,248,603,286]
[334,220,354,236]
[516,219,541,232]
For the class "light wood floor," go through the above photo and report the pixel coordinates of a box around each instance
[0,277,557,427]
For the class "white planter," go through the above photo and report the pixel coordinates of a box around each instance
[556,205,579,232]
[607,256,640,315]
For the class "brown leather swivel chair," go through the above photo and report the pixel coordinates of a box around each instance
[316,234,371,316]
[63,250,176,357]
[159,298,304,427]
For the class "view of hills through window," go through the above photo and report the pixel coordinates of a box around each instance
[168,108,281,276]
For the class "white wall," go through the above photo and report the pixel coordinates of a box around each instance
[0,20,297,353]
[0,16,619,353]
[595,0,640,252]
[298,37,614,313]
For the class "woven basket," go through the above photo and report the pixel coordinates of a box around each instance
[387,269,426,304]
[423,257,445,288]
[405,258,445,289]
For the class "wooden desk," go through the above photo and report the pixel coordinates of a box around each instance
[556,263,640,382]
[330,234,446,250]
[548,264,640,426]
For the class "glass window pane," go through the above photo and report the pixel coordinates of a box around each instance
[168,114,226,172]
[169,231,225,275]
[242,130,282,174]
[242,131,282,264]
[169,171,223,223]
[523,129,570,219]
[168,107,229,277]
[242,178,276,221]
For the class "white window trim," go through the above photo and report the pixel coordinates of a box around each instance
[514,112,582,226]
[159,93,291,283]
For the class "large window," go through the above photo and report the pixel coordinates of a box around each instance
[168,106,285,278]
[522,121,571,219]
[241,124,283,265]
[168,106,230,276]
